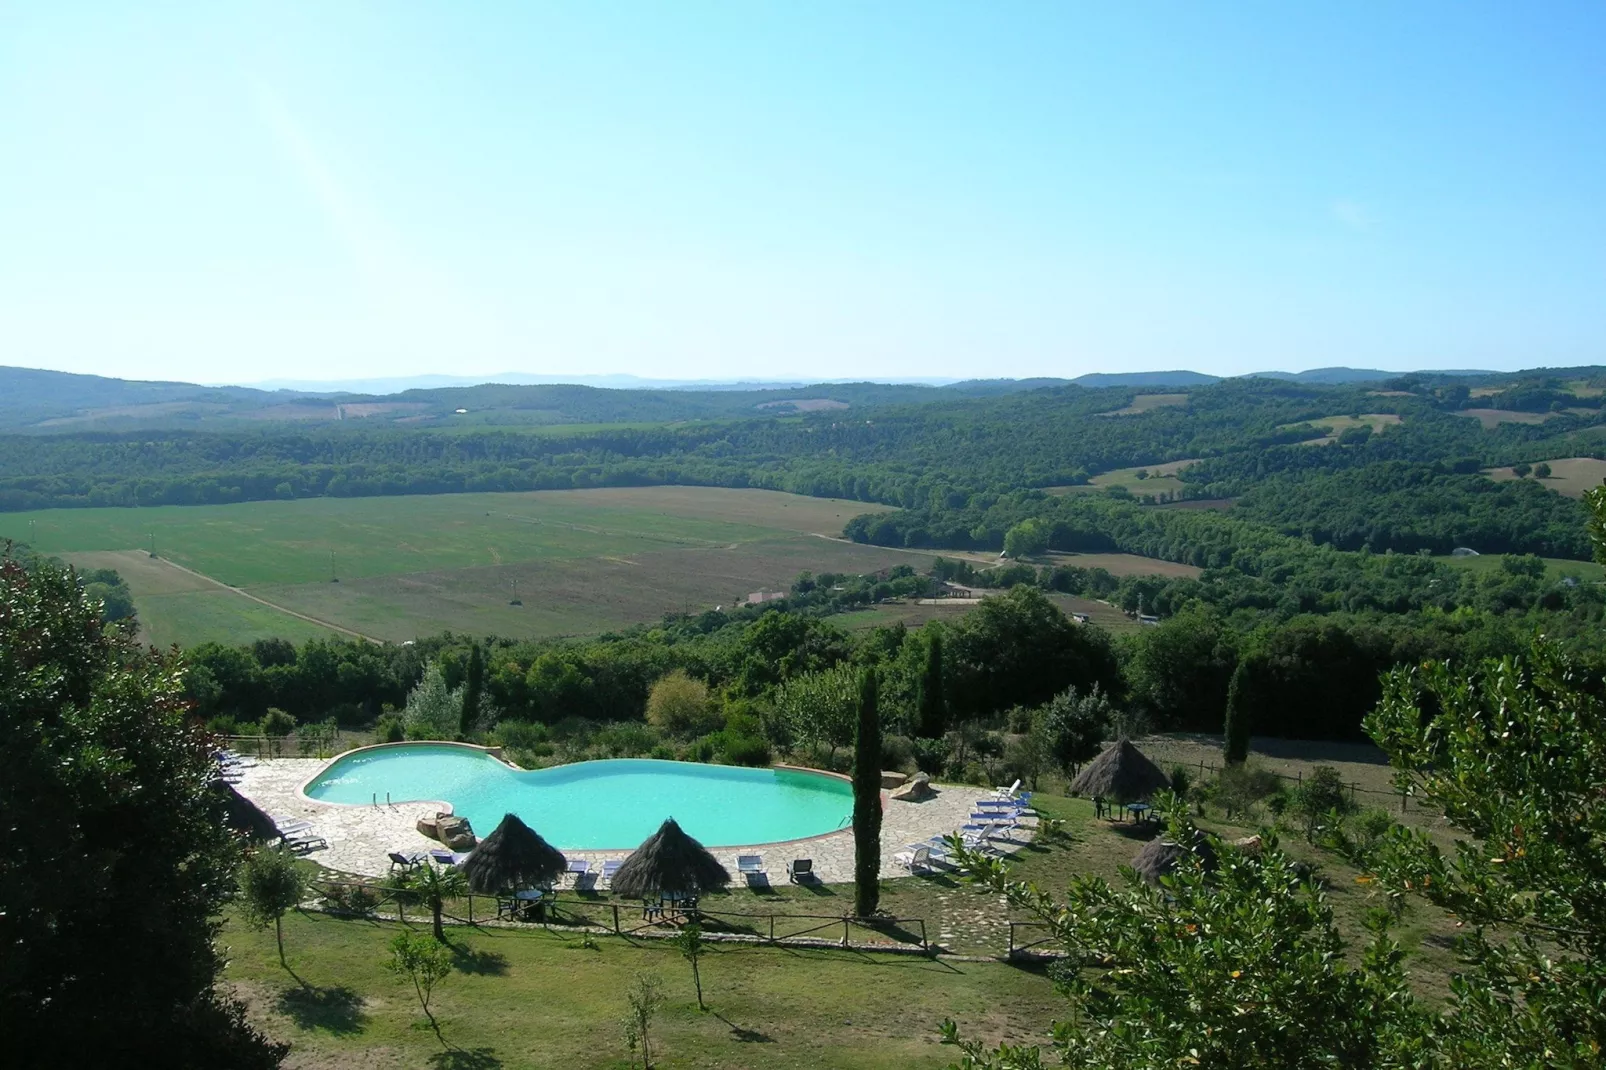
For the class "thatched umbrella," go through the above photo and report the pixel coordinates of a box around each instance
[611,819,731,899]
[1131,831,1218,885]
[1069,738,1170,803]
[460,813,568,893]
[212,779,279,842]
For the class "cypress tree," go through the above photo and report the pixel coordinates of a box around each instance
[459,644,484,739]
[1223,658,1252,764]
[915,630,946,739]
[852,666,883,917]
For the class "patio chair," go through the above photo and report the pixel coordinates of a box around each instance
[894,844,934,872]
[498,888,545,921]
[787,858,816,883]
[737,854,768,888]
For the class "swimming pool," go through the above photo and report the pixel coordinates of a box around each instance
[303,744,855,849]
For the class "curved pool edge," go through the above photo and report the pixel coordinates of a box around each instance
[297,743,876,853]
[296,740,519,815]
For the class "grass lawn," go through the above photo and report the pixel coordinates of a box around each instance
[1457,409,1558,428]
[13,488,905,646]
[1045,459,1200,499]
[224,913,1062,1069]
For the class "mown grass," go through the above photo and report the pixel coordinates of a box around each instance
[1483,456,1606,498]
[224,912,1062,1069]
[1435,552,1604,582]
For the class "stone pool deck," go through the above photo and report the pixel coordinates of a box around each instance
[230,758,1033,884]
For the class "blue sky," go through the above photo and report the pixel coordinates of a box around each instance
[1,2,1602,385]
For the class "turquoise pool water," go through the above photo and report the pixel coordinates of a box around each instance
[304,745,854,849]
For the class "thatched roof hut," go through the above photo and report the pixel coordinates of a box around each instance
[1069,739,1170,803]
[1131,831,1218,885]
[212,779,279,842]
[611,819,731,899]
[461,813,568,893]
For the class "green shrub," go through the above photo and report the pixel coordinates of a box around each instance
[494,719,549,749]
[687,736,717,763]
[910,736,950,774]
[593,722,656,758]
[718,733,771,767]
[880,733,915,771]
[649,743,678,761]
[1208,762,1283,819]
[322,882,379,916]
[205,714,239,736]
[375,715,406,743]
[260,708,296,738]
[1169,764,1192,799]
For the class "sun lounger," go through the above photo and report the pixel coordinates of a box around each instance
[284,833,327,854]
[274,818,314,835]
[737,854,768,888]
[568,860,594,888]
[388,850,423,871]
[787,858,815,883]
[992,779,1023,800]
[428,849,465,866]
[601,860,623,886]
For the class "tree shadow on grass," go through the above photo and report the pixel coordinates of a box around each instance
[427,1047,503,1069]
[449,943,510,976]
[276,984,368,1035]
[713,1012,775,1043]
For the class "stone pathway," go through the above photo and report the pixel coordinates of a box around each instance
[230,757,1033,884]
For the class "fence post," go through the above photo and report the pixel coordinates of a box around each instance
[843,919,850,949]
[1008,923,1015,958]
[769,915,776,944]
[468,894,473,926]
[613,903,621,934]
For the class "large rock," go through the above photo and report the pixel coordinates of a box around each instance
[880,770,909,790]
[889,773,936,802]
[436,815,477,851]
[416,816,441,841]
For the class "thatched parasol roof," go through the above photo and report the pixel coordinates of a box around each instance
[1131,831,1218,885]
[610,819,731,899]
[461,813,568,893]
[1069,738,1170,803]
[212,779,279,841]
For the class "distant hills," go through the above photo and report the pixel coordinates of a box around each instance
[0,362,1564,434]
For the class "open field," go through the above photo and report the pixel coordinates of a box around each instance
[1278,413,1401,444]
[1096,392,1188,416]
[1457,408,1557,428]
[10,488,904,646]
[1042,551,1202,578]
[1434,552,1605,582]
[1046,458,1200,498]
[1483,456,1606,497]
[835,592,1136,633]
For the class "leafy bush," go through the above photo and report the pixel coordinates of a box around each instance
[375,715,406,743]
[593,722,657,758]
[910,736,950,773]
[1207,762,1284,819]
[206,714,240,736]
[644,670,718,737]
[880,733,915,771]
[260,708,296,738]
[1169,764,1192,799]
[493,719,550,751]
[717,732,771,767]
[321,882,379,916]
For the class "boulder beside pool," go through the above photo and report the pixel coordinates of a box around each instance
[880,770,909,790]
[417,815,441,840]
[436,815,477,851]
[889,773,936,802]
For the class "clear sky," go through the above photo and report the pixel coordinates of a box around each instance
[1,2,1602,385]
